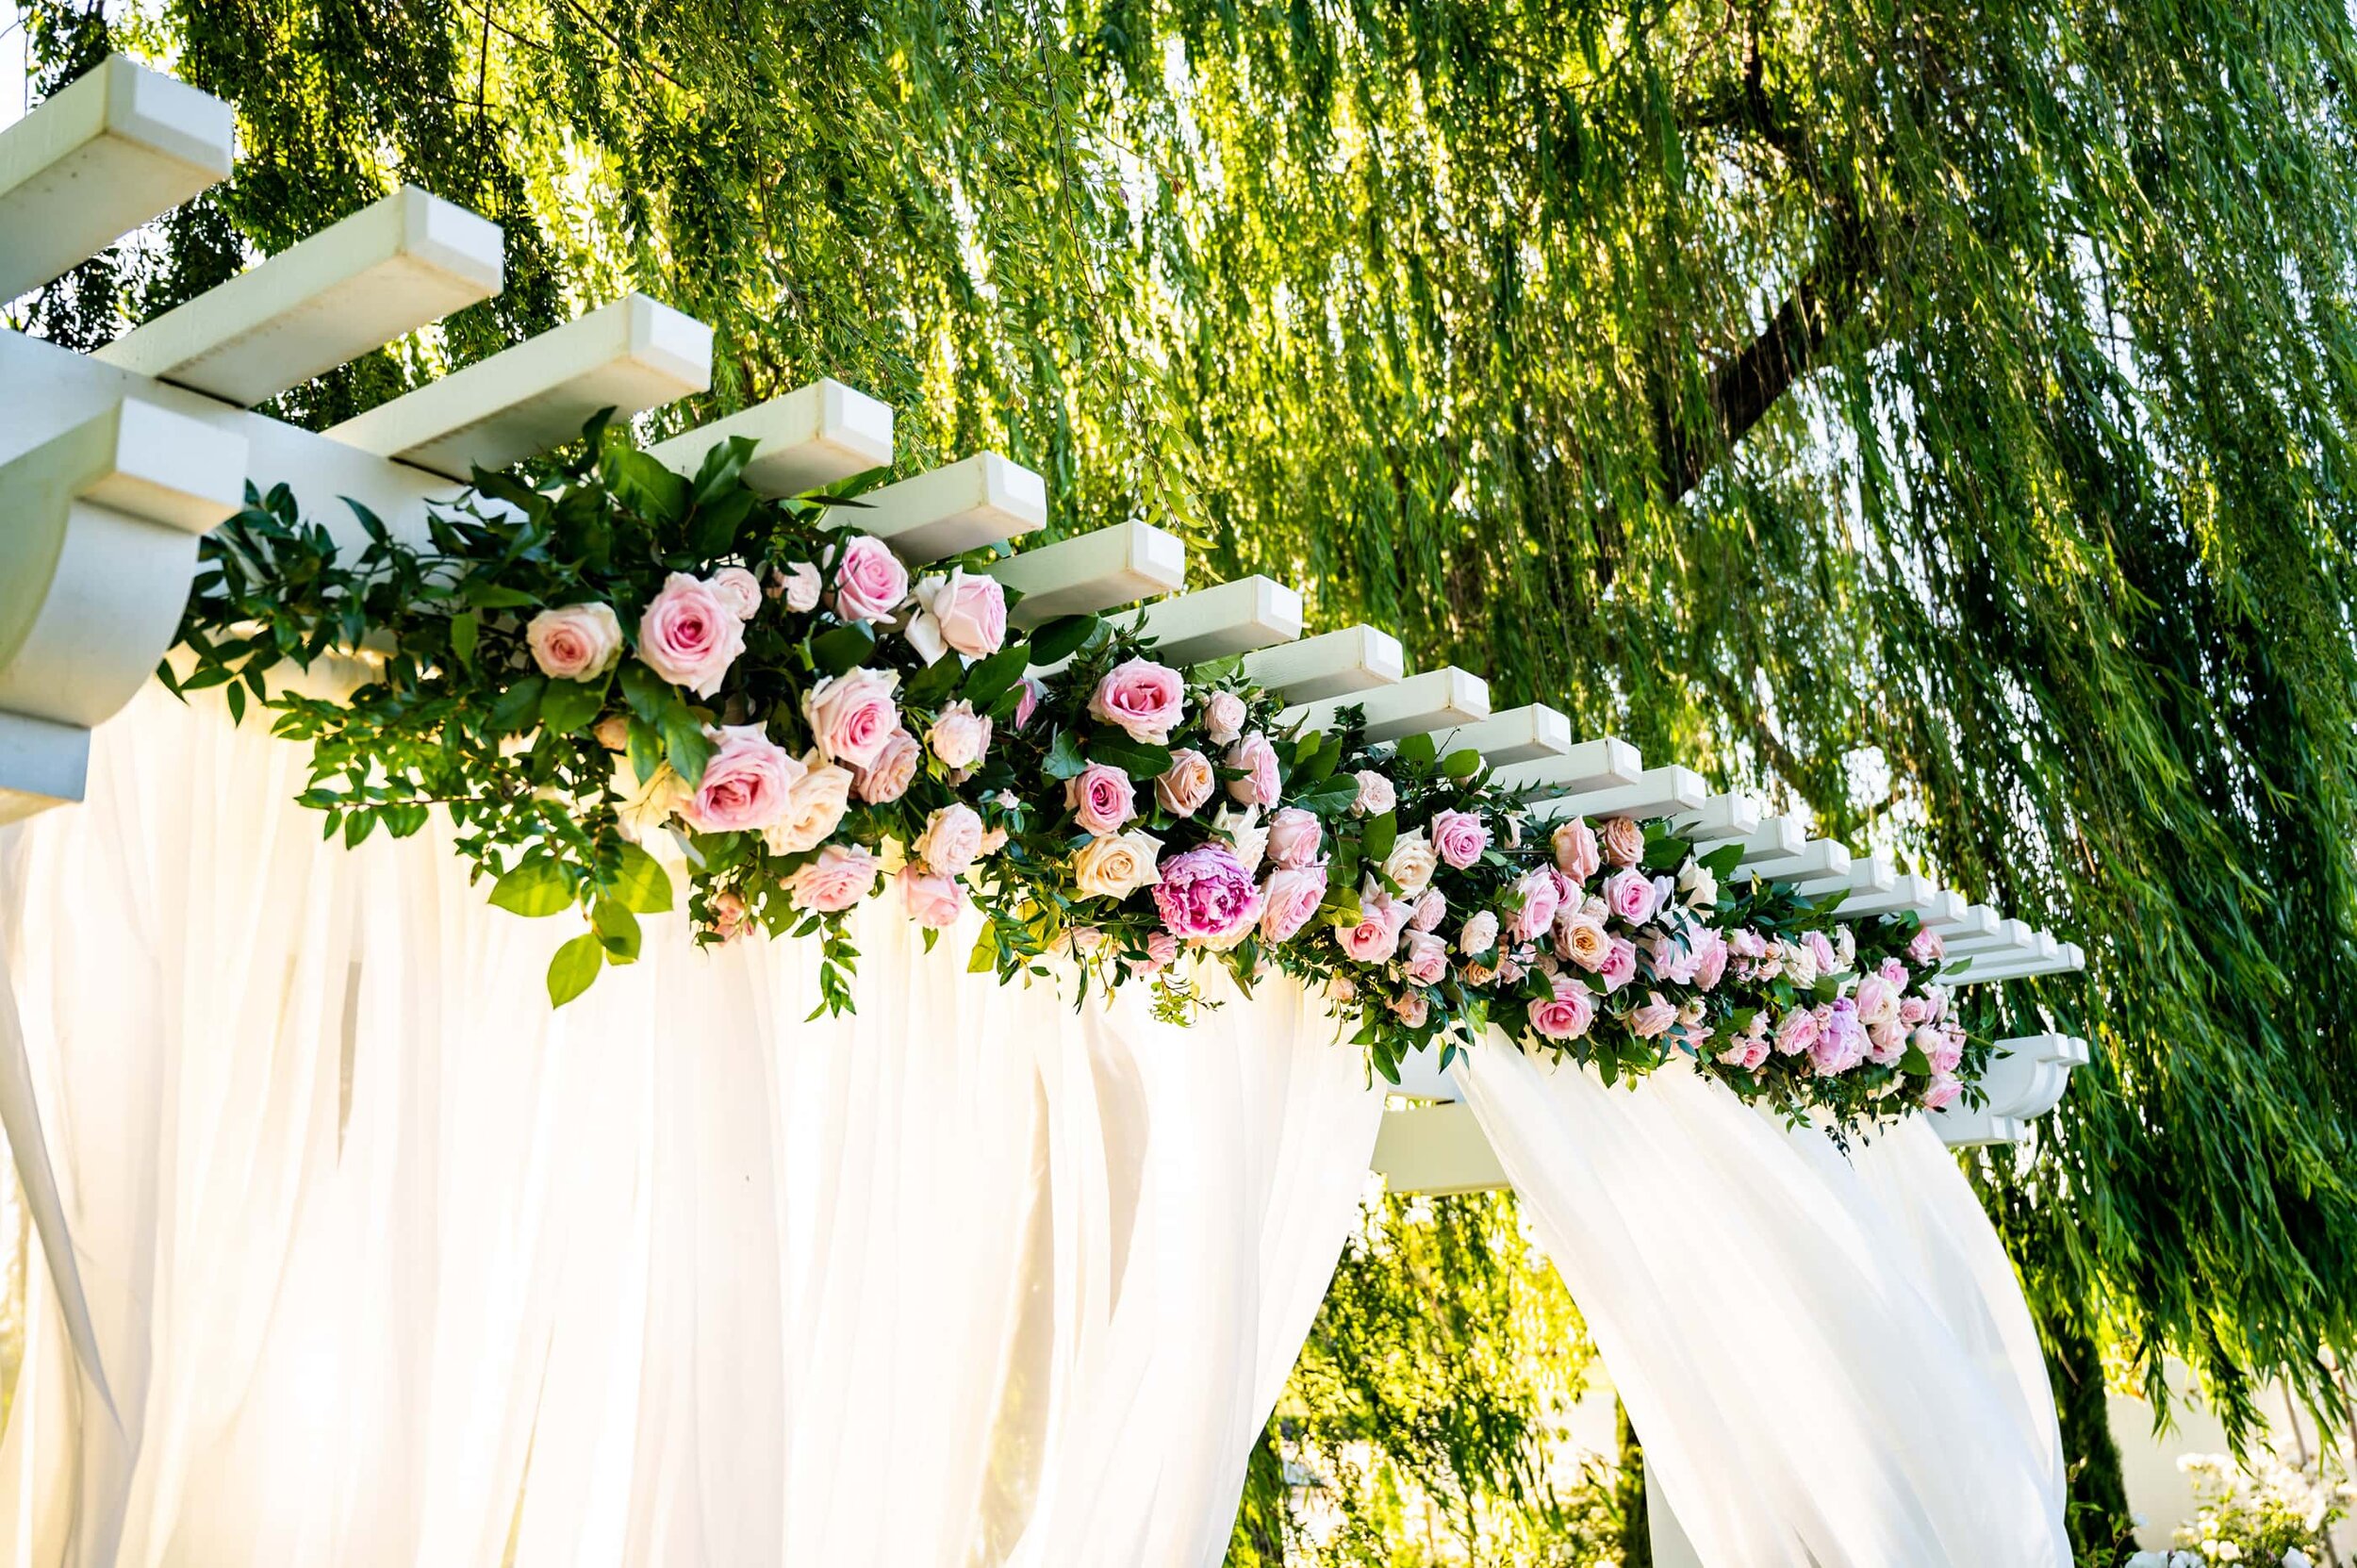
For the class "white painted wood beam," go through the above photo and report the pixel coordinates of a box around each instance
[1672,791,1762,844]
[1835,872,1945,920]
[646,379,893,497]
[1489,737,1645,797]
[1792,849,1897,900]
[1282,668,1491,744]
[982,521,1186,628]
[1428,704,1573,766]
[0,57,236,300]
[1747,837,1853,884]
[322,293,712,479]
[1370,1102,1509,1196]
[0,711,90,824]
[1931,1107,2028,1149]
[842,453,1047,564]
[1715,817,1808,868]
[1128,576,1304,664]
[92,186,503,405]
[1953,936,2083,984]
[1525,766,1708,826]
[1926,902,2003,945]
[1946,915,2036,958]
[1241,626,1405,701]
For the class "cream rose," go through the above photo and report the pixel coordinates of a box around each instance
[915,801,985,875]
[1381,828,1438,896]
[706,566,763,620]
[525,602,624,681]
[764,756,854,854]
[928,701,993,770]
[1156,749,1216,817]
[1073,829,1165,900]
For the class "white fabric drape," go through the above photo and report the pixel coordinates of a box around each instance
[0,684,1385,1568]
[1456,1034,2069,1568]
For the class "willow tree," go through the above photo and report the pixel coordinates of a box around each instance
[17,0,2357,1509]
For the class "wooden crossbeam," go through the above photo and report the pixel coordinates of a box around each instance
[322,294,712,479]
[0,57,236,301]
[647,379,894,497]
[843,453,1047,564]
[92,186,503,405]
[1834,872,1944,920]
[1240,626,1405,701]
[1281,668,1490,744]
[1926,902,2002,944]
[1129,577,1304,664]
[1746,837,1852,884]
[1526,766,1708,825]
[1429,704,1572,766]
[1791,849,1896,900]
[1672,791,1762,843]
[1489,737,1644,797]
[984,522,1187,627]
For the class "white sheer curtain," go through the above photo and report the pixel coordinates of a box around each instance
[1456,1034,2069,1568]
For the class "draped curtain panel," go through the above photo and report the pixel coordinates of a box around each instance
[1455,1036,2070,1568]
[0,686,1384,1568]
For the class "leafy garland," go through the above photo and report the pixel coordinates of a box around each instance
[169,426,1985,1126]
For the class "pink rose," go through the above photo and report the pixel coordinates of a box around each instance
[1551,818,1602,883]
[1774,1007,1820,1056]
[1556,910,1610,971]
[1597,936,1638,993]
[1430,808,1490,869]
[1014,676,1046,731]
[852,729,922,804]
[907,569,1008,662]
[525,602,624,681]
[772,561,821,612]
[1690,929,1729,991]
[1603,867,1659,925]
[1155,750,1215,817]
[637,572,746,697]
[1204,690,1248,746]
[1644,932,1702,986]
[1931,1023,1965,1075]
[1879,956,1910,989]
[1409,889,1446,933]
[1868,1017,1907,1065]
[1066,763,1137,836]
[706,888,753,944]
[1526,976,1596,1042]
[801,667,902,769]
[928,701,993,770]
[1854,974,1900,1030]
[1144,930,1179,968]
[1804,931,1839,975]
[786,844,880,913]
[1899,996,1930,1027]
[1629,991,1678,1039]
[706,566,763,620]
[1599,816,1644,868]
[1266,806,1323,868]
[832,535,910,623]
[1728,928,1769,960]
[1508,868,1561,942]
[764,757,854,854]
[1351,770,1396,817]
[899,866,965,929]
[1259,864,1329,945]
[1392,991,1430,1028]
[1922,1075,1963,1111]
[915,802,984,876]
[1226,732,1280,806]
[1459,910,1500,956]
[1907,927,1946,966]
[1151,843,1265,945]
[1336,883,1406,963]
[1089,658,1185,743]
[680,724,797,834]
[1400,930,1449,985]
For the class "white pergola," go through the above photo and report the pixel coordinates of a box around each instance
[0,31,2085,1399]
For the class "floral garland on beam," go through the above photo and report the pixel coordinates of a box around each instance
[169,428,1984,1129]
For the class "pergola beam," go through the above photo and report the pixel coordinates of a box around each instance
[1127,576,1303,664]
[983,522,1188,627]
[843,453,1047,564]
[1281,668,1491,743]
[1429,704,1573,766]
[647,379,894,497]
[1240,626,1405,702]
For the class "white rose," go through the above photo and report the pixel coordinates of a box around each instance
[1382,828,1438,896]
[1676,855,1718,911]
[1073,830,1165,900]
[1350,769,1396,817]
[763,755,852,854]
[1212,802,1268,876]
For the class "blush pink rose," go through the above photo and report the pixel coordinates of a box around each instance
[1430,808,1490,869]
[1014,676,1046,731]
[1526,976,1596,1042]
[637,573,746,697]
[1854,974,1900,1030]
[1089,658,1185,743]
[1409,888,1447,933]
[1907,927,1946,966]
[1351,770,1396,817]
[928,701,992,770]
[1555,910,1610,970]
[832,535,910,623]
[1459,910,1499,956]
[1508,868,1561,943]
[1629,991,1678,1039]
[1225,732,1280,806]
[1599,816,1644,867]
[1603,867,1659,926]
[915,801,985,876]
[1550,817,1602,882]
[680,724,797,834]
[1204,690,1247,746]
[1142,930,1180,970]
[1392,991,1430,1028]
[1922,1074,1963,1111]
[786,844,880,913]
[1804,931,1839,975]
[1156,749,1215,817]
[802,667,902,769]
[772,561,821,612]
[1774,1007,1820,1056]
[1151,843,1264,945]
[764,757,853,854]
[1932,1023,1966,1075]
[1690,929,1729,991]
[899,866,965,929]
[1066,763,1137,835]
[1400,930,1449,985]
[525,602,624,681]
[1597,936,1639,994]
[1258,864,1328,945]
[907,569,1009,662]
[1336,883,1406,963]
[852,728,922,804]
[706,888,753,944]
[1265,806,1323,869]
[706,566,763,620]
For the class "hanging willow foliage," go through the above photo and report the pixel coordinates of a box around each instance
[15,0,2357,1457]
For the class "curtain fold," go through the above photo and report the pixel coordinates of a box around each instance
[1455,1033,2069,1568]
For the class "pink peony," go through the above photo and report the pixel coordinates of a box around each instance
[1151,843,1265,945]
[1526,976,1597,1042]
[907,569,1008,662]
[1014,676,1046,731]
[1811,999,1867,1075]
[852,728,922,804]
[637,572,746,697]
[1922,1075,1963,1111]
[1399,930,1449,985]
[1603,867,1659,926]
[1226,732,1280,806]
[525,602,624,681]
[1508,868,1562,943]
[706,566,763,620]
[772,561,821,612]
[915,802,985,876]
[1459,910,1500,956]
[1351,770,1396,817]
[1259,864,1329,945]
[802,667,902,770]
[899,866,965,929]
[1598,936,1639,993]
[928,701,993,770]
[1907,926,1946,966]
[832,536,910,623]
[1599,816,1645,868]
[1552,817,1602,883]
[1266,806,1324,869]
[680,724,797,834]
[1066,763,1137,836]
[1430,808,1491,869]
[1204,690,1247,746]
[1089,658,1185,743]
[787,844,880,913]
[1156,750,1216,817]
[1629,991,1678,1039]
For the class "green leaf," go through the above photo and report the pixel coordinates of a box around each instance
[618,661,670,721]
[1293,730,1324,768]
[602,446,690,523]
[1440,747,1482,778]
[685,486,756,559]
[458,577,540,610]
[809,622,876,677]
[662,706,714,784]
[487,675,547,735]
[1028,613,1100,667]
[539,675,609,735]
[1291,774,1360,817]
[903,649,965,704]
[547,933,605,1005]
[1043,728,1088,780]
[491,858,574,917]
[962,641,1031,706]
[1394,732,1439,766]
[1900,1044,1934,1076]
[1360,809,1398,864]
[1086,728,1174,779]
[611,842,675,914]
[627,716,666,785]
[591,899,642,962]
[968,920,1000,974]
[450,610,480,668]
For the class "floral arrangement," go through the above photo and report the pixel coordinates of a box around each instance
[169,425,1985,1125]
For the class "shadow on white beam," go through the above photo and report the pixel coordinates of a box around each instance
[322,293,712,479]
[983,521,1186,627]
[1129,576,1303,664]
[845,453,1046,564]
[0,57,236,300]
[1946,913,2035,958]
[1282,668,1490,744]
[1926,901,2002,944]
[1791,849,1896,900]
[1371,1103,1508,1196]
[1836,872,1944,920]
[1430,704,1572,766]
[647,379,893,497]
[1490,736,1643,797]
[1671,791,1762,844]
[93,186,503,405]
[1241,626,1404,701]
[1746,837,1852,884]
[1526,766,1707,825]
